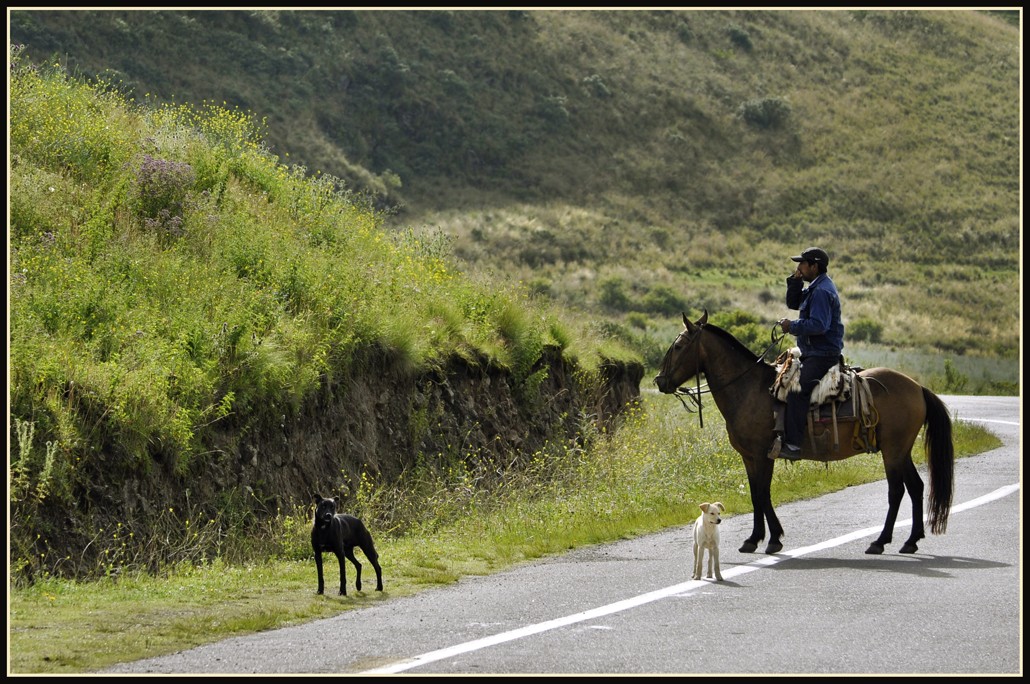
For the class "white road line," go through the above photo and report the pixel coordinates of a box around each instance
[360,483,1020,675]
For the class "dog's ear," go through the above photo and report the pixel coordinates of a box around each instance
[314,494,322,504]
[714,502,724,510]
[699,503,710,512]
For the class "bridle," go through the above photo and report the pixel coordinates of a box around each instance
[662,323,789,428]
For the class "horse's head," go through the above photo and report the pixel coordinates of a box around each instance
[653,310,708,394]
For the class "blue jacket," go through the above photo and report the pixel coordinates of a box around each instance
[785,273,844,358]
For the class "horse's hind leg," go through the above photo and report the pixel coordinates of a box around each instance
[866,464,905,555]
[898,459,925,554]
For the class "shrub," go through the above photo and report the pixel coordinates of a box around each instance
[640,285,687,315]
[537,95,570,128]
[581,74,611,99]
[439,69,470,97]
[598,277,632,311]
[737,97,792,129]
[849,318,884,343]
[131,154,197,238]
[727,25,753,51]
[712,310,769,353]
[938,359,968,394]
[625,312,649,330]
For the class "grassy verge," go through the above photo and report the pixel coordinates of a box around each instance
[8,392,1001,674]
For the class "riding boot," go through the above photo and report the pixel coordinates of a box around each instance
[784,390,808,449]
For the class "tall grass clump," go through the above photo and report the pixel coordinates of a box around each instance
[9,47,622,583]
[336,394,752,565]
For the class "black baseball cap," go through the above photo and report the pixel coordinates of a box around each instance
[791,247,829,265]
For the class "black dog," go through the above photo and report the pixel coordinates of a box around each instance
[311,495,383,596]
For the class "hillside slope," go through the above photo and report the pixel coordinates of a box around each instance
[9,9,1021,358]
[8,52,643,581]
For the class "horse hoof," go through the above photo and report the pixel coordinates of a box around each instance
[739,540,758,553]
[765,541,783,554]
[865,542,885,555]
[899,542,918,554]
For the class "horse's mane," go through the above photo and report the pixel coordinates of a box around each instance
[703,322,767,365]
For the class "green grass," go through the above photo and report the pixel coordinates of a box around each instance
[8,50,643,582]
[8,392,1001,674]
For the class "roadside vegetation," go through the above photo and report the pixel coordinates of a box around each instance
[8,392,1001,673]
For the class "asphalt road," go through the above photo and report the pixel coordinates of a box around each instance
[105,395,1021,676]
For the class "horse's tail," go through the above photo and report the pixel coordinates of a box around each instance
[922,387,955,535]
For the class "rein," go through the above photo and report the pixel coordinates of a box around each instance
[672,323,789,429]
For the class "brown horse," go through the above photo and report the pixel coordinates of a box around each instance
[653,310,954,555]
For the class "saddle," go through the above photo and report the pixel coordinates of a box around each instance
[770,348,880,458]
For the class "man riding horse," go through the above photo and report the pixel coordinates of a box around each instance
[773,246,845,460]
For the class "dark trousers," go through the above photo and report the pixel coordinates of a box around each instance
[784,354,840,447]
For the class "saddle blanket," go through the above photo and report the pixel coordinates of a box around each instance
[770,347,850,406]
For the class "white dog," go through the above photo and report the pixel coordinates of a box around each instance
[692,501,724,581]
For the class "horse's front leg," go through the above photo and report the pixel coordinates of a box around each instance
[759,461,785,554]
[740,463,784,553]
[739,504,765,554]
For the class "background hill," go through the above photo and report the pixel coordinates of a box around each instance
[9,8,1022,363]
